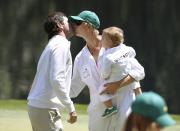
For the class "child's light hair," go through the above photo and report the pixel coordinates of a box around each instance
[103,27,124,46]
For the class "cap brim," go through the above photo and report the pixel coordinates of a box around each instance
[156,114,176,127]
[69,16,85,22]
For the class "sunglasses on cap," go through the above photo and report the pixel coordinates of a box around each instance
[70,20,83,26]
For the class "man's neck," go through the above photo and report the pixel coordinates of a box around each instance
[58,32,66,38]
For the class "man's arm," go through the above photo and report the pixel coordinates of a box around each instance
[50,45,75,113]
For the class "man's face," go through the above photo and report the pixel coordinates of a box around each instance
[68,22,76,37]
[62,16,70,36]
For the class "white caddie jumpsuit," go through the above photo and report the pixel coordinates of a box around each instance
[98,43,144,101]
[98,43,145,131]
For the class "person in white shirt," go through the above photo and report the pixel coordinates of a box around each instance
[98,26,144,119]
[68,10,144,131]
[27,12,77,131]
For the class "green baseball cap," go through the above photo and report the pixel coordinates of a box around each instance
[132,91,176,127]
[69,10,100,29]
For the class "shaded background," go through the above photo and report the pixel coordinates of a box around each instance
[0,0,180,113]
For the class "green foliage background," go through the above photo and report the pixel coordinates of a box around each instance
[0,0,180,113]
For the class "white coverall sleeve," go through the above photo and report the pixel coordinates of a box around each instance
[50,45,75,113]
[101,56,112,80]
[128,47,142,89]
[129,47,136,58]
[127,58,145,81]
[70,57,86,98]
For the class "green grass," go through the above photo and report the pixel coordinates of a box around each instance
[172,114,180,122]
[0,99,87,113]
[0,99,27,110]
[0,100,180,131]
[0,99,88,131]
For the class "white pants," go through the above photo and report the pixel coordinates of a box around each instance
[28,106,63,131]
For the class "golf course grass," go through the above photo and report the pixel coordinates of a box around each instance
[0,100,180,131]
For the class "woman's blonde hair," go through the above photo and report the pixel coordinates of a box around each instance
[86,22,99,35]
[103,26,124,46]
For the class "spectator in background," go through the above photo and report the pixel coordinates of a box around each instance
[27,12,77,131]
[123,91,176,131]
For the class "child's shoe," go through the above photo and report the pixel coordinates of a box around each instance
[102,106,118,118]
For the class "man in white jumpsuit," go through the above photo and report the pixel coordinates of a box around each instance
[69,11,145,131]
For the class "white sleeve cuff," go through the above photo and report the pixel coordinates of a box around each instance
[66,101,75,113]
[131,81,141,89]
[129,70,145,81]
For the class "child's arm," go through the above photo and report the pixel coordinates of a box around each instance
[133,87,142,96]
[127,58,145,81]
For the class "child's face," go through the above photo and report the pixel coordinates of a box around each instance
[101,33,113,49]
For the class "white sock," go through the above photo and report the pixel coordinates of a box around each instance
[108,107,113,110]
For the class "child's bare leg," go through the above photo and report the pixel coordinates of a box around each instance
[102,99,117,117]
[104,99,113,108]
[133,87,142,96]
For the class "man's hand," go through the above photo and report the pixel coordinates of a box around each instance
[67,111,77,124]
